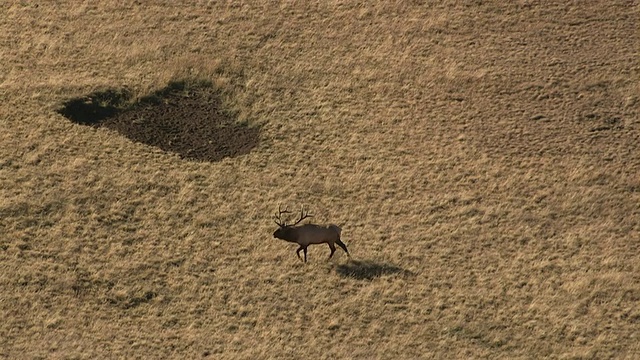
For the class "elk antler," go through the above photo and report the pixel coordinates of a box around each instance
[274,204,291,227]
[290,206,313,226]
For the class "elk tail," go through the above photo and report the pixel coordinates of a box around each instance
[328,224,342,237]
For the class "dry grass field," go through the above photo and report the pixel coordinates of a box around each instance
[1,1,639,359]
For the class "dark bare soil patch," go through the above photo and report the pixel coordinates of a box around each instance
[58,81,259,162]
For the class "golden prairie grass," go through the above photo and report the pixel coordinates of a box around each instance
[1,1,639,359]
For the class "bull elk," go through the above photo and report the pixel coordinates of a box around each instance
[273,205,350,263]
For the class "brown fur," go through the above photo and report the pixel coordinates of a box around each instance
[273,223,349,263]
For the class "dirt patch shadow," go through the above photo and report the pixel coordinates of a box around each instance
[336,260,413,280]
[58,81,259,162]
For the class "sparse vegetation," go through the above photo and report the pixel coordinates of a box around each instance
[57,80,260,162]
[1,1,638,359]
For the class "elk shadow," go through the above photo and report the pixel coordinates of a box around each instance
[336,260,413,280]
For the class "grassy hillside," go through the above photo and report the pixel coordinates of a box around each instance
[1,1,638,359]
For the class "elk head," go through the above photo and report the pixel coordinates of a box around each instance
[273,205,313,241]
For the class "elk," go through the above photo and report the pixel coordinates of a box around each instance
[273,205,350,263]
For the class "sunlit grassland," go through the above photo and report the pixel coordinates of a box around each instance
[1,1,638,359]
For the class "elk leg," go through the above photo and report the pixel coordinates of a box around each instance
[336,239,350,256]
[296,246,304,261]
[328,243,336,260]
[303,247,308,262]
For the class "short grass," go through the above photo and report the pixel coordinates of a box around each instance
[1,1,639,359]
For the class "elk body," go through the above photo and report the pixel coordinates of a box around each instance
[273,206,350,263]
